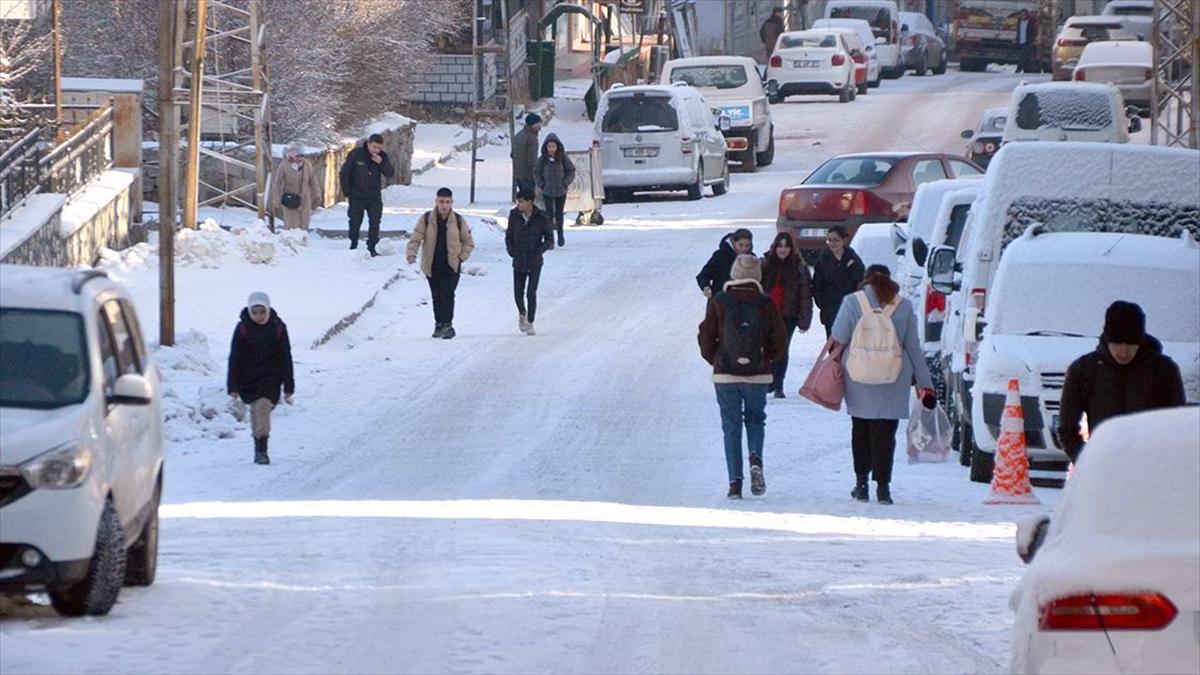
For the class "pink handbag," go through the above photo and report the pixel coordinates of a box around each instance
[799,340,845,411]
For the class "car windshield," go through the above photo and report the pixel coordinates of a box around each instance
[780,33,839,49]
[601,95,679,133]
[1065,24,1124,40]
[1015,90,1113,131]
[669,65,749,90]
[0,309,90,409]
[829,6,892,38]
[805,157,896,185]
[1108,5,1151,15]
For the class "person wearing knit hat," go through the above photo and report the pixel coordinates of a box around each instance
[228,292,295,465]
[698,253,787,499]
[1058,300,1185,463]
[511,112,543,200]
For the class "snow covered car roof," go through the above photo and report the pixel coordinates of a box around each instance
[1077,40,1152,67]
[908,177,984,243]
[663,56,759,69]
[0,265,118,312]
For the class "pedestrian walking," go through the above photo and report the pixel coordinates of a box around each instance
[270,143,321,231]
[831,265,934,505]
[761,231,813,398]
[227,292,295,466]
[511,113,542,199]
[339,133,395,256]
[698,254,788,499]
[1058,301,1186,463]
[812,225,864,337]
[697,228,753,298]
[406,188,475,339]
[506,187,554,336]
[760,7,786,58]
[533,133,576,248]
[1015,9,1037,74]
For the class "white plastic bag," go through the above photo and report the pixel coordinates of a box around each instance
[907,398,952,464]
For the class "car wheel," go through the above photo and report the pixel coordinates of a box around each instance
[857,80,868,95]
[838,84,851,103]
[932,52,947,75]
[741,137,758,174]
[125,478,160,587]
[968,433,995,484]
[687,169,703,200]
[915,51,928,76]
[712,166,729,196]
[768,92,784,104]
[959,58,979,72]
[868,71,881,88]
[755,127,775,167]
[50,501,126,616]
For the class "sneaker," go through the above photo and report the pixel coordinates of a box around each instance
[442,326,456,340]
[432,324,446,338]
[876,484,893,505]
[851,483,869,502]
[749,455,765,495]
[525,323,535,336]
[518,313,529,333]
[727,480,743,500]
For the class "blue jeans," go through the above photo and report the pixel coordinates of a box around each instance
[715,382,769,482]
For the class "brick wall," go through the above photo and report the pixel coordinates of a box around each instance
[408,53,497,105]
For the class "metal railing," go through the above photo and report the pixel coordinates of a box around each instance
[0,129,45,219]
[0,105,114,220]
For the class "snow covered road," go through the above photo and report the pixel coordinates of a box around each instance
[2,69,1059,674]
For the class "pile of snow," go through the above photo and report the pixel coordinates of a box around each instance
[153,330,241,443]
[97,220,310,273]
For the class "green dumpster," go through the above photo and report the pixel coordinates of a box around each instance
[527,40,556,100]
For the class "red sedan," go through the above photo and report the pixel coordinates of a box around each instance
[776,152,984,261]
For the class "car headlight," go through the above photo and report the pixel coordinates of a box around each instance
[19,442,93,489]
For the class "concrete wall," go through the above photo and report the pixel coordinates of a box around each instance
[407,54,498,105]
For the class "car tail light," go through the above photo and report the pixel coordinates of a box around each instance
[681,137,694,155]
[591,138,600,150]
[1074,69,1086,81]
[924,283,945,317]
[970,288,986,313]
[1040,593,1178,631]
[832,53,846,67]
[852,53,865,64]
[770,55,782,68]
[778,190,796,215]
[972,140,987,154]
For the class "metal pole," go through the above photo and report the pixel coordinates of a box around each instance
[181,0,208,231]
[157,0,178,347]
[469,8,484,204]
[250,0,268,221]
[52,0,63,142]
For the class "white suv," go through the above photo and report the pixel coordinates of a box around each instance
[0,265,163,616]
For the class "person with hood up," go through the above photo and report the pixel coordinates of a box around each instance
[505,187,555,335]
[271,143,321,230]
[533,133,576,248]
[511,113,542,199]
[697,228,753,298]
[227,292,295,465]
[698,254,788,499]
[812,225,865,337]
[338,133,395,256]
[1058,301,1186,463]
[761,231,813,398]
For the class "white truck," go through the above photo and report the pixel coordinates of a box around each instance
[661,56,775,172]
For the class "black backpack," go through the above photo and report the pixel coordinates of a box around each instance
[716,292,769,376]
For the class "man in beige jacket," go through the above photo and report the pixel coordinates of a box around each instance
[406,187,475,339]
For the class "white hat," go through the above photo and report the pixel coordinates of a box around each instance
[725,254,763,290]
[246,291,271,311]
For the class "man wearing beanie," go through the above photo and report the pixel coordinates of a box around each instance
[1058,300,1185,462]
[227,292,295,465]
[511,113,542,200]
[698,254,787,499]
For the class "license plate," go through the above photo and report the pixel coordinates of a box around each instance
[622,147,658,158]
[794,60,821,68]
[800,228,826,237]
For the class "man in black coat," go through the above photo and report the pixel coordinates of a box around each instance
[505,188,555,335]
[811,225,865,337]
[697,229,753,298]
[1059,301,1186,462]
[228,292,295,465]
[339,133,395,256]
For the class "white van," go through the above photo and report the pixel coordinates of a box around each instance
[970,229,1199,485]
[825,0,902,78]
[1001,82,1141,144]
[812,17,882,87]
[594,83,731,202]
[927,142,1200,471]
[661,56,774,172]
[897,177,984,313]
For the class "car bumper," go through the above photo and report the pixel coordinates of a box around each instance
[776,215,891,253]
[771,80,845,97]
[1114,82,1151,108]
[0,543,90,592]
[602,168,697,190]
[0,473,105,562]
[722,127,759,154]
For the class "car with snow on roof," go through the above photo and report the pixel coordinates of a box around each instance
[1002,81,1142,145]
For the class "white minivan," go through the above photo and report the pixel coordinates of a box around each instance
[825,0,903,78]
[595,82,731,202]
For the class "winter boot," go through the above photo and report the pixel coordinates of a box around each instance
[773,388,786,399]
[253,436,270,465]
[442,325,456,340]
[727,479,743,500]
[432,324,446,338]
[557,234,565,248]
[368,243,379,257]
[749,454,766,496]
[349,240,358,250]
[851,475,869,502]
[524,322,536,336]
[876,483,893,505]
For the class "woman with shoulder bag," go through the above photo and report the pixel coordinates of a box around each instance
[271,143,321,230]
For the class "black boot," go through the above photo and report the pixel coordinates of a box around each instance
[368,242,379,257]
[349,240,358,250]
[441,325,456,340]
[749,454,766,496]
[727,479,743,500]
[254,436,270,465]
[851,475,869,502]
[876,483,893,505]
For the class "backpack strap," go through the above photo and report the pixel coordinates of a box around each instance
[881,299,899,318]
[853,291,875,315]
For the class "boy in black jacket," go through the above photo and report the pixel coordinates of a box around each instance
[505,188,555,335]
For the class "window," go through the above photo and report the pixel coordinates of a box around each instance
[805,157,896,186]
[829,6,893,39]
[1015,90,1114,131]
[97,311,119,396]
[102,300,140,376]
[779,33,839,49]
[601,96,679,133]
[0,310,90,409]
[948,159,983,178]
[911,159,948,187]
[946,204,972,249]
[119,299,148,369]
[669,65,749,90]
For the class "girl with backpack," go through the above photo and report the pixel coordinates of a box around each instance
[761,232,813,398]
[830,265,935,504]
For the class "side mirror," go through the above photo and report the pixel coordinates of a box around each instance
[875,36,887,45]
[109,373,153,406]
[961,129,975,139]
[1127,110,1143,133]
[928,245,959,295]
[1016,514,1051,564]
[718,114,732,131]
[890,222,909,257]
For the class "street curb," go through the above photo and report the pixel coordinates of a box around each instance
[310,269,408,350]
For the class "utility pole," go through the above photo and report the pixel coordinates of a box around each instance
[181,0,208,231]
[51,0,63,142]
[469,2,484,204]
[157,0,179,347]
[1150,0,1198,148]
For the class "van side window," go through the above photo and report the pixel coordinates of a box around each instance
[119,299,147,369]
[97,312,119,396]
[102,300,141,376]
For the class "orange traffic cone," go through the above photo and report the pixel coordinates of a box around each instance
[985,379,1040,505]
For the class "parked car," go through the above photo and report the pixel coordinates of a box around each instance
[898,11,947,76]
[1052,15,1136,80]
[826,0,904,78]
[594,82,731,202]
[849,222,900,277]
[662,56,775,172]
[776,152,984,262]
[767,29,858,104]
[896,177,984,310]
[928,142,1200,475]
[1001,82,1141,145]
[960,107,1008,169]
[1101,0,1154,40]
[1010,407,1200,675]
[1074,40,1153,114]
[0,266,163,616]
[827,27,872,95]
[812,17,882,87]
[968,229,1200,485]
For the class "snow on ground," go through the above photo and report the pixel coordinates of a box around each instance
[2,68,1064,674]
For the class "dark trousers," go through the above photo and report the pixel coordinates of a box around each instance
[1017,43,1035,73]
[820,308,838,338]
[851,417,900,485]
[544,195,566,243]
[771,317,798,392]
[514,266,543,323]
[348,197,383,247]
[427,267,460,326]
[513,178,535,201]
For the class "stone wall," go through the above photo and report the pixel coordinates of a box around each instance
[408,53,497,105]
[2,170,136,268]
